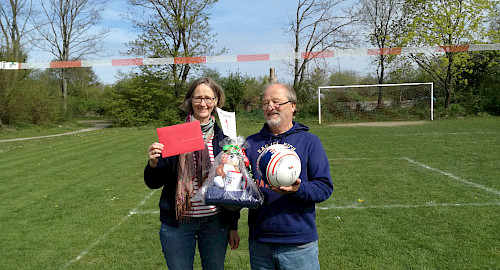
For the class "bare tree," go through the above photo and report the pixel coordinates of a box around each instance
[0,0,35,126]
[32,0,109,111]
[491,1,500,41]
[125,0,223,95]
[0,0,34,62]
[356,0,404,107]
[287,0,358,91]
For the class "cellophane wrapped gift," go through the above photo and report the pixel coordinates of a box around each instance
[192,136,263,209]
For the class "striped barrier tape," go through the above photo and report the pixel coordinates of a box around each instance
[1,43,499,70]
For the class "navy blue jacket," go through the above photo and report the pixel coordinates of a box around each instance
[144,124,240,230]
[245,122,333,243]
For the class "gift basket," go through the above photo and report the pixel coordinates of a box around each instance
[192,136,263,209]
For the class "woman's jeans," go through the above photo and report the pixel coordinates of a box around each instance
[159,214,229,270]
[249,240,320,270]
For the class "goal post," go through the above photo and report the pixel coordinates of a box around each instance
[318,82,434,124]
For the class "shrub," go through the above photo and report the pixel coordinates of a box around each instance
[105,75,181,126]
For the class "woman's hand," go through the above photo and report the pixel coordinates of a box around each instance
[228,230,240,250]
[148,142,164,168]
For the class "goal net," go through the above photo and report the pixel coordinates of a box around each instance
[318,83,434,124]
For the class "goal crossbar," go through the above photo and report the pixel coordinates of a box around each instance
[318,82,434,124]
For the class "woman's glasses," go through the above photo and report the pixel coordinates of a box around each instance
[192,97,216,105]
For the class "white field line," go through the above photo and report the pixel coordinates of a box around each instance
[0,123,111,143]
[0,128,95,143]
[129,210,160,215]
[132,201,500,214]
[316,202,500,210]
[62,156,499,268]
[329,157,500,196]
[2,130,495,144]
[329,131,498,138]
[61,189,158,269]
[329,157,399,161]
[402,157,500,196]
[130,208,250,215]
[0,128,97,142]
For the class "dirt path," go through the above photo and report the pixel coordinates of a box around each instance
[0,120,111,143]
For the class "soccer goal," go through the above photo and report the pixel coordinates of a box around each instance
[317,82,434,124]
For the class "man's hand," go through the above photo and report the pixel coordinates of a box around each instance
[270,179,301,194]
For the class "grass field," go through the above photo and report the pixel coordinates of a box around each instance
[1,117,499,269]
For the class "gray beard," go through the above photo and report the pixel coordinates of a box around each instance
[266,116,281,127]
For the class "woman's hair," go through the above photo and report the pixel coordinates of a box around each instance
[182,77,226,113]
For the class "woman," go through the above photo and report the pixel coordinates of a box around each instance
[144,77,240,269]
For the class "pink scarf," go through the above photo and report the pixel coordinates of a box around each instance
[175,113,214,220]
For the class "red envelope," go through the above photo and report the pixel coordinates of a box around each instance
[156,121,205,158]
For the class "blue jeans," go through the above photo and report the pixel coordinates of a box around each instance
[159,214,229,270]
[249,240,320,270]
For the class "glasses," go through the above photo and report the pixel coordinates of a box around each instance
[262,100,292,109]
[192,96,216,105]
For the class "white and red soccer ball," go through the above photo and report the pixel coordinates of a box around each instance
[256,144,301,188]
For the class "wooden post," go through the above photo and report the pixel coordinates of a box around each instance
[270,68,277,83]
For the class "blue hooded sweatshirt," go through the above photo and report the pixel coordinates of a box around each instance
[245,121,333,244]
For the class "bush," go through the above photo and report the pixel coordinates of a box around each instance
[220,72,245,112]
[436,103,467,117]
[0,78,60,125]
[105,75,182,126]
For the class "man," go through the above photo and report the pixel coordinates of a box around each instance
[244,82,333,269]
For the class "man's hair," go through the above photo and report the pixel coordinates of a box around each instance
[263,82,297,104]
[263,82,297,116]
[182,77,225,113]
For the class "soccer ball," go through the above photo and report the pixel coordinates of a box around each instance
[256,144,301,188]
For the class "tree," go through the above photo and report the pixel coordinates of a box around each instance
[106,73,180,126]
[220,71,245,112]
[200,67,223,83]
[492,2,500,42]
[493,3,500,27]
[56,66,105,118]
[240,76,267,112]
[457,50,499,115]
[32,0,109,112]
[401,0,497,109]
[200,68,265,112]
[0,0,34,62]
[329,70,361,86]
[0,0,34,126]
[456,4,500,115]
[125,0,224,97]
[298,67,329,116]
[301,67,328,100]
[287,0,357,92]
[356,0,404,108]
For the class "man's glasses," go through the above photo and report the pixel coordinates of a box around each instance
[192,97,216,105]
[262,100,292,109]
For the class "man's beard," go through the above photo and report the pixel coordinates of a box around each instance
[266,112,281,127]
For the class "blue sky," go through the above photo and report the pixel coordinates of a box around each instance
[30,0,372,84]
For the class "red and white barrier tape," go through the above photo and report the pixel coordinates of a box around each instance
[1,43,499,70]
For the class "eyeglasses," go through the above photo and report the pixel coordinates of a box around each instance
[192,96,216,105]
[262,100,292,109]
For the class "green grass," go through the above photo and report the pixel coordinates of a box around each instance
[0,117,499,269]
[0,121,92,140]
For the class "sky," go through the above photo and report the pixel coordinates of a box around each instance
[29,0,373,84]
